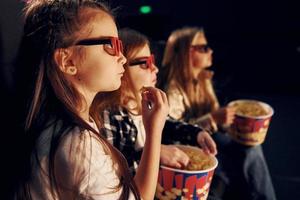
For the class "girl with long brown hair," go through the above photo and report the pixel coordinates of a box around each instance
[14,1,168,199]
[160,26,276,200]
[101,28,217,176]
[161,27,236,132]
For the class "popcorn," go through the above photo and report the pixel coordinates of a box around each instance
[156,145,218,200]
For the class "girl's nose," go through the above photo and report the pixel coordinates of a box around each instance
[150,64,159,73]
[119,52,127,65]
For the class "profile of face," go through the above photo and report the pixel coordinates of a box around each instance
[190,32,213,70]
[126,44,158,93]
[67,9,126,94]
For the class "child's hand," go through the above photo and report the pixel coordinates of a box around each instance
[160,145,190,169]
[197,131,217,155]
[141,87,169,137]
[211,106,236,126]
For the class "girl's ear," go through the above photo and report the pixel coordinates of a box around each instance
[54,48,77,75]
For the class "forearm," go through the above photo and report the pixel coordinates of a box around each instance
[134,134,162,200]
[162,117,202,145]
[191,113,218,133]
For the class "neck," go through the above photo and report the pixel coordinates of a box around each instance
[79,109,90,122]
[78,91,96,122]
[125,91,142,116]
[192,67,203,79]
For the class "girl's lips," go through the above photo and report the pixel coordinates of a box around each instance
[118,71,125,77]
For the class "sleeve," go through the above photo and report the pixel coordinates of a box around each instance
[101,108,142,176]
[55,130,125,200]
[162,117,204,146]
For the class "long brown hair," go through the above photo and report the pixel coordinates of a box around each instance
[15,1,139,199]
[161,27,218,118]
[118,28,150,113]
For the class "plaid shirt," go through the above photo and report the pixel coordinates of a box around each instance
[101,106,203,174]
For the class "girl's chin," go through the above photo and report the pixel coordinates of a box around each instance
[103,83,121,92]
[142,83,156,88]
[203,64,212,69]
[140,82,156,90]
[113,83,122,90]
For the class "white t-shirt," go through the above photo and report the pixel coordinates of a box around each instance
[29,119,135,200]
[130,114,146,151]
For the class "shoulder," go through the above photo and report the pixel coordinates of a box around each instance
[56,127,112,175]
[55,128,123,198]
[166,81,185,100]
[166,81,188,106]
[166,80,181,94]
[60,126,104,155]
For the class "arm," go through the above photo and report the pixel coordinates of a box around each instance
[190,113,218,133]
[191,106,236,134]
[166,84,217,154]
[211,106,236,128]
[134,87,169,200]
[163,117,217,155]
[162,116,202,145]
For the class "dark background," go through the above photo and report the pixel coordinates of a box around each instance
[1,0,299,199]
[111,0,300,96]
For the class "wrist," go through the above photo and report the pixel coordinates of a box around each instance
[145,130,162,142]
